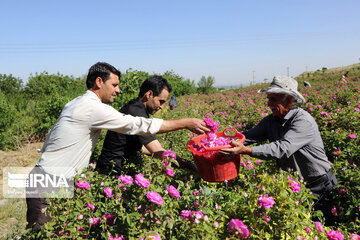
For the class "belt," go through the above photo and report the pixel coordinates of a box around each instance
[307,168,334,187]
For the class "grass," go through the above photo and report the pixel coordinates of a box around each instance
[0,142,42,239]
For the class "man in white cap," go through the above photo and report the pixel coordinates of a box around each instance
[219,75,337,226]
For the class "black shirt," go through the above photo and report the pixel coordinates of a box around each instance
[97,98,156,172]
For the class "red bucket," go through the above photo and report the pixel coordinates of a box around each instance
[187,128,246,182]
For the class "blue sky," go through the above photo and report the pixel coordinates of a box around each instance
[1,0,360,87]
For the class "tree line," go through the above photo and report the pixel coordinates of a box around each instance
[0,70,216,150]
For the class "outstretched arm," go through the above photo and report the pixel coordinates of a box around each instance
[218,141,252,156]
[158,118,209,135]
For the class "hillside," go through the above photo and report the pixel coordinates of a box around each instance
[296,63,360,83]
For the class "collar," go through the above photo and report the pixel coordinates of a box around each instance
[137,97,151,116]
[86,90,102,103]
[283,107,299,120]
[271,107,299,124]
[129,97,150,117]
[281,107,299,125]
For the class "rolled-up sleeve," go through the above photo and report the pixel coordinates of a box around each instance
[90,103,163,136]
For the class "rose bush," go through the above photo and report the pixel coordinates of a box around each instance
[22,74,359,239]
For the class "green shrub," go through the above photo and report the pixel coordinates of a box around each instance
[24,72,85,100]
[33,94,71,137]
[0,90,16,149]
[0,74,23,95]
[197,76,216,94]
[162,71,197,96]
[112,69,149,110]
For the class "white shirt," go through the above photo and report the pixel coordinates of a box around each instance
[37,90,163,178]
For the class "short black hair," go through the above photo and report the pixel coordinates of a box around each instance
[86,62,121,89]
[139,75,172,97]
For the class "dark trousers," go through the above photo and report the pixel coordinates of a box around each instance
[25,167,51,230]
[25,166,73,230]
[26,197,51,230]
[307,170,338,226]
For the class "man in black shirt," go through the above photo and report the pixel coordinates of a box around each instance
[96,75,197,174]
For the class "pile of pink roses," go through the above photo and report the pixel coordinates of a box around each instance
[192,118,238,152]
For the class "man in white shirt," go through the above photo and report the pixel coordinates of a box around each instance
[26,62,209,230]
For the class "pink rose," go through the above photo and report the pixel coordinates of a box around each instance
[331,206,338,216]
[78,214,84,220]
[227,219,250,239]
[135,174,150,188]
[263,215,270,222]
[167,185,180,199]
[349,134,356,139]
[180,210,192,221]
[102,213,115,225]
[350,234,360,240]
[326,230,344,240]
[104,187,114,198]
[75,181,90,190]
[192,211,204,220]
[146,231,161,240]
[118,175,133,185]
[146,191,163,205]
[287,177,301,193]
[162,150,176,160]
[314,221,324,233]
[107,234,125,240]
[86,203,95,211]
[88,217,100,226]
[338,188,346,194]
[165,168,174,177]
[203,118,219,133]
[257,194,275,209]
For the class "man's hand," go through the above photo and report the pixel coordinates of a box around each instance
[183,118,209,135]
[218,141,252,157]
[159,118,209,135]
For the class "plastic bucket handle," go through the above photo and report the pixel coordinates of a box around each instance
[223,128,239,137]
[200,128,242,151]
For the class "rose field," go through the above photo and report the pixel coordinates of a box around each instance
[13,66,360,239]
